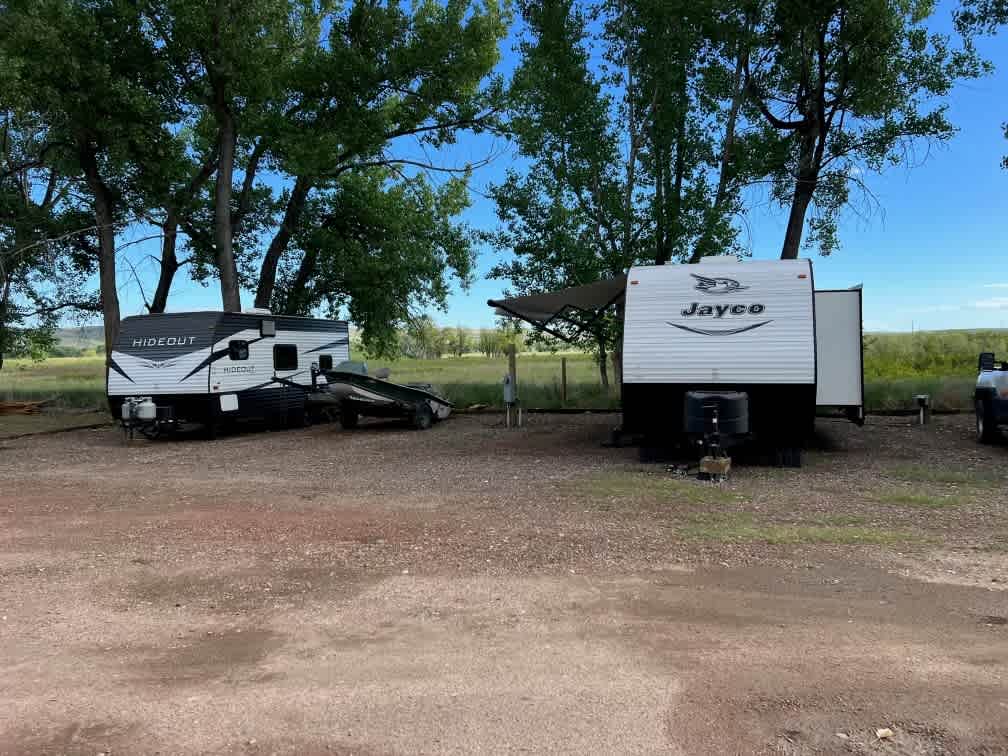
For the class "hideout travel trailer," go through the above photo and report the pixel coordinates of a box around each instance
[489,257,864,467]
[108,310,349,437]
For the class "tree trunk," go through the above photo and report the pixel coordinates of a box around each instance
[254,176,311,310]
[150,215,179,313]
[666,59,688,263]
[213,104,241,311]
[781,130,819,260]
[0,273,10,370]
[653,131,666,264]
[279,246,318,315]
[79,144,120,363]
[691,42,747,263]
[596,335,609,389]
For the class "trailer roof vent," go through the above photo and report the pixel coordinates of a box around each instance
[243,307,272,315]
[697,255,739,264]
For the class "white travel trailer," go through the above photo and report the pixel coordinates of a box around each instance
[489,257,863,464]
[107,310,349,434]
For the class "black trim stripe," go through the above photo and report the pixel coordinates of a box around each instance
[667,320,773,337]
[305,337,350,354]
[179,336,268,383]
[180,347,230,382]
[108,357,134,383]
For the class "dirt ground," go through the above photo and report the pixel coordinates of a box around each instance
[1,413,1006,755]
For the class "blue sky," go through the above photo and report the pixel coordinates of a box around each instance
[110,1,1008,334]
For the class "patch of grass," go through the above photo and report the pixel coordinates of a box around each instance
[876,491,964,509]
[889,464,1004,487]
[864,376,975,412]
[0,410,111,438]
[0,348,989,413]
[0,353,620,411]
[564,471,741,506]
[680,512,914,545]
[1,356,108,409]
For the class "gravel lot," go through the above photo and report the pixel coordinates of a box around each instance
[1,413,1006,754]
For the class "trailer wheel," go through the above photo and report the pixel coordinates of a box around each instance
[412,401,434,430]
[774,446,802,468]
[976,399,997,444]
[340,407,359,429]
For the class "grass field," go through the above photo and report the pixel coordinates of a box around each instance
[0,353,618,411]
[2,328,1000,414]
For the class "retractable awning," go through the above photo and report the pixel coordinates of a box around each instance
[487,275,627,343]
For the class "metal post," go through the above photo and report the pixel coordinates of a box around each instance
[506,344,521,427]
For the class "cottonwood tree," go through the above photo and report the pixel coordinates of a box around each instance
[0,0,179,358]
[745,0,989,258]
[488,0,757,383]
[271,170,476,355]
[0,113,99,367]
[144,0,506,316]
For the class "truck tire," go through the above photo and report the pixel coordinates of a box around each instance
[412,401,434,430]
[976,398,997,444]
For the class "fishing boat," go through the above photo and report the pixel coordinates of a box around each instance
[308,361,452,430]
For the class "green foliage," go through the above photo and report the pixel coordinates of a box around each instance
[275,170,477,355]
[746,0,989,257]
[863,329,1008,378]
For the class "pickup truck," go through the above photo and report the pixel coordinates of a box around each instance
[975,352,1008,443]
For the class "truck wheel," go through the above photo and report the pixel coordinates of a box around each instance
[340,407,359,429]
[412,401,434,430]
[976,399,997,444]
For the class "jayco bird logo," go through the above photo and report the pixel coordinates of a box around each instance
[671,272,771,335]
[691,273,748,295]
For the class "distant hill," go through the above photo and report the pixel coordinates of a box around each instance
[55,326,105,349]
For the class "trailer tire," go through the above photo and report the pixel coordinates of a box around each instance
[412,402,434,430]
[340,407,359,429]
[775,446,802,468]
[976,399,997,444]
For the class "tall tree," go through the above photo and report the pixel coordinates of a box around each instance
[0,0,177,358]
[272,169,476,355]
[142,0,316,312]
[143,0,505,316]
[745,0,989,258]
[0,112,99,367]
[488,0,754,383]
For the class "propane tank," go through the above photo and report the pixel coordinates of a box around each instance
[135,398,157,421]
[121,398,135,421]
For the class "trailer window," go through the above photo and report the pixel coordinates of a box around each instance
[273,344,297,371]
[228,340,249,361]
[318,354,333,371]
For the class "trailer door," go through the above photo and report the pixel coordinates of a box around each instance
[814,288,863,409]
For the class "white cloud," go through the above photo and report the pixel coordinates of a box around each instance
[973,297,1008,310]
